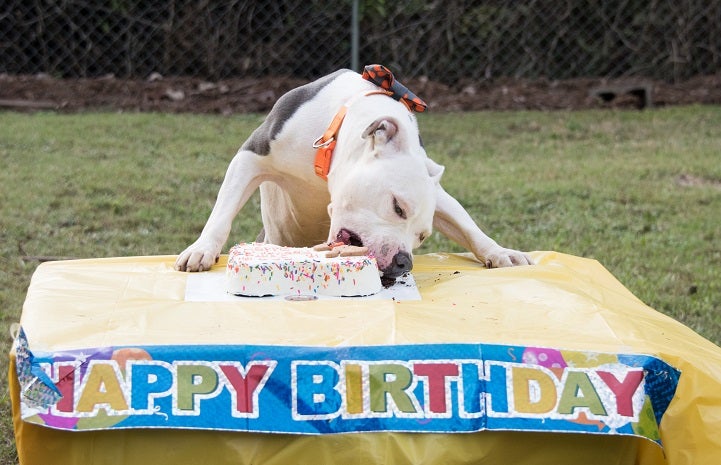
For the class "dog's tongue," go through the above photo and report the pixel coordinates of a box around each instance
[336,229,351,244]
[336,229,362,247]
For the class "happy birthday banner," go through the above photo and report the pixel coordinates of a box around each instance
[14,328,679,445]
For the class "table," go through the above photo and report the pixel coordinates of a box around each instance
[10,252,721,464]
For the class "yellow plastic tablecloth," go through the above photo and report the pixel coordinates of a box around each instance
[10,251,721,465]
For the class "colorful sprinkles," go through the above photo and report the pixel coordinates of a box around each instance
[226,242,382,297]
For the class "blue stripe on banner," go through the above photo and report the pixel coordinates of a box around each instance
[15,331,680,446]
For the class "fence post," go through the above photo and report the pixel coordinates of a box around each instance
[351,0,359,71]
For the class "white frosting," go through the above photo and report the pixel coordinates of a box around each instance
[226,243,382,297]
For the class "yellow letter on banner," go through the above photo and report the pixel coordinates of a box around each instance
[76,362,129,413]
[512,366,557,414]
[345,363,364,414]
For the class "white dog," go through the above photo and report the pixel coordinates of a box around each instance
[175,67,532,278]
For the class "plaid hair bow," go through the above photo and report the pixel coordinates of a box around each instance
[362,64,427,112]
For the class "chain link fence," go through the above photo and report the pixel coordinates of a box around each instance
[2,0,720,83]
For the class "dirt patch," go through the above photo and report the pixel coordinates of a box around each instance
[2,73,721,114]
[675,174,721,191]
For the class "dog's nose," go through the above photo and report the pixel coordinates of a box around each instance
[383,251,413,279]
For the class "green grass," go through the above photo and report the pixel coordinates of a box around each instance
[1,107,720,463]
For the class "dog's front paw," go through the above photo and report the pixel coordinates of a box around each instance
[175,240,221,272]
[483,247,534,268]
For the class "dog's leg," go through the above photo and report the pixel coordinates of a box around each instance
[175,150,267,271]
[433,186,533,267]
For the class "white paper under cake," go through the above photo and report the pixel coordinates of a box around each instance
[226,242,383,297]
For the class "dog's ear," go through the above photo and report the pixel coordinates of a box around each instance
[362,118,398,145]
[425,158,445,184]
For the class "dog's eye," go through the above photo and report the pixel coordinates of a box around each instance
[419,233,426,243]
[393,197,407,219]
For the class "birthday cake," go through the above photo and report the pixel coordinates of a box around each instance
[226,242,383,297]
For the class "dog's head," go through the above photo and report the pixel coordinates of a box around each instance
[327,116,444,280]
